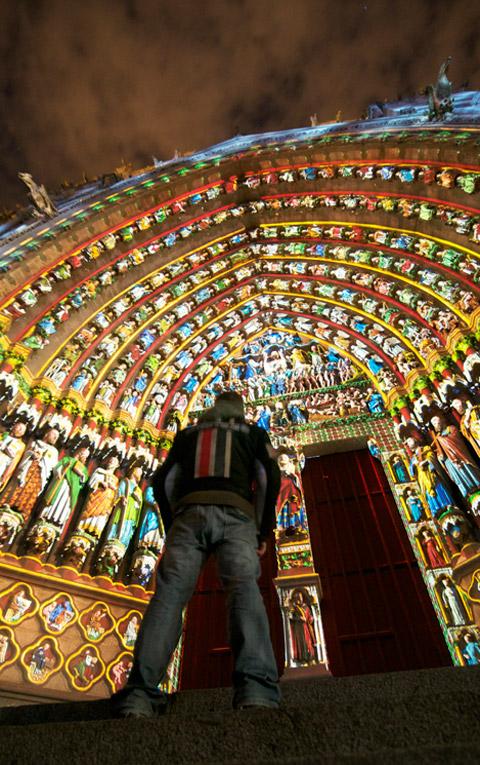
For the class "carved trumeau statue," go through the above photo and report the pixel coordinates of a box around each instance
[18,172,57,218]
[426,57,453,121]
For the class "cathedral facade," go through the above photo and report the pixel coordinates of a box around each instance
[1,91,480,701]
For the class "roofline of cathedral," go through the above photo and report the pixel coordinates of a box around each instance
[2,88,480,243]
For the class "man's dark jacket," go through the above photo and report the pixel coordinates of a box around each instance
[152,398,280,541]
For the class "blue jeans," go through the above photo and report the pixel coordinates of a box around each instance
[126,504,280,707]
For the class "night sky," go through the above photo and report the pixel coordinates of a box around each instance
[1,0,479,210]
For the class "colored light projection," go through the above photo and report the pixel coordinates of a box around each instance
[2,103,480,697]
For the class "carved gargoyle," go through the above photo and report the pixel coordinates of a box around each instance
[426,58,454,121]
[18,172,57,218]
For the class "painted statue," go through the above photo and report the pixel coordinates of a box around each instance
[0,632,10,665]
[288,589,317,664]
[70,648,101,687]
[460,631,480,665]
[28,642,57,681]
[123,614,140,647]
[39,447,90,531]
[136,486,165,551]
[439,576,468,626]
[438,506,478,557]
[0,428,60,521]
[0,422,27,492]
[0,507,24,548]
[452,398,480,461]
[74,456,120,539]
[43,596,75,632]
[85,607,110,640]
[419,528,447,569]
[404,488,426,522]
[407,439,454,517]
[390,454,410,483]
[104,466,143,549]
[430,415,480,499]
[130,552,156,587]
[23,520,58,558]
[276,454,307,536]
[95,467,143,578]
[110,656,133,692]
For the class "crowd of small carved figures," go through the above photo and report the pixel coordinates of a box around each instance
[367,360,480,665]
[2,208,477,434]
[2,157,480,272]
[2,159,480,437]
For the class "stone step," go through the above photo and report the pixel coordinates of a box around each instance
[0,666,479,764]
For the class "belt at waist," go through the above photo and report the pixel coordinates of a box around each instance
[175,490,255,520]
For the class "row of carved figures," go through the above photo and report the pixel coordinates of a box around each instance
[0,424,165,586]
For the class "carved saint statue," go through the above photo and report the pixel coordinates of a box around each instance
[0,422,27,492]
[0,428,60,522]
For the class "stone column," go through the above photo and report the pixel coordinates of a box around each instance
[273,449,330,678]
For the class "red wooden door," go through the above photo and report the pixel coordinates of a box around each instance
[301,449,451,676]
[180,542,284,689]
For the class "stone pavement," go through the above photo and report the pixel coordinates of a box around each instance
[0,666,479,764]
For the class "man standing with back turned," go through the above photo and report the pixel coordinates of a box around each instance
[115,391,281,717]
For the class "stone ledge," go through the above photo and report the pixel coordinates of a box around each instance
[0,667,479,764]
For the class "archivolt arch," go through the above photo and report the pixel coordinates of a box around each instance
[16,218,478,377]
[2,112,480,690]
[125,291,422,422]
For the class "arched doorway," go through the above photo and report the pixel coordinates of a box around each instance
[302,448,452,675]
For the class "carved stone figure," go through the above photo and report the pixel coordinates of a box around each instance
[407,439,454,517]
[74,456,120,539]
[276,454,307,537]
[0,508,23,549]
[39,447,90,532]
[426,58,453,121]
[3,587,33,623]
[0,422,27,492]
[439,576,468,626]
[0,429,60,522]
[23,520,57,558]
[430,415,480,499]
[288,589,317,664]
[95,467,143,578]
[452,398,480,461]
[18,172,57,217]
[419,527,447,569]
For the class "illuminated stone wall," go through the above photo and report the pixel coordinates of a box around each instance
[1,95,480,698]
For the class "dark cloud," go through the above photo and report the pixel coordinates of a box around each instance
[0,0,479,209]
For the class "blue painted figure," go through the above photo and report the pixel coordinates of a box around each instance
[405,489,424,522]
[462,633,480,665]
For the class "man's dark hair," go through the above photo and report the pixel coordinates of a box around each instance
[214,391,245,418]
[216,391,243,404]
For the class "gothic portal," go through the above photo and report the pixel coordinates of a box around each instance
[1,90,480,702]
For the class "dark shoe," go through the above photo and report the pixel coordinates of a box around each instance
[236,699,279,710]
[113,689,155,719]
[120,708,154,719]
